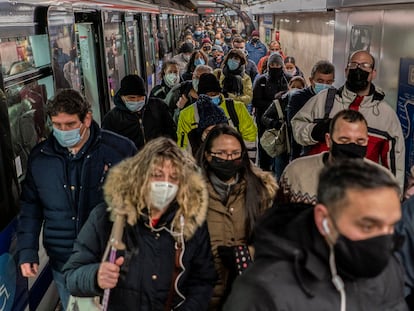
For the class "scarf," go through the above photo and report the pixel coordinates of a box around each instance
[222,64,245,96]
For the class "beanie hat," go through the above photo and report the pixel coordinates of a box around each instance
[197,73,222,95]
[251,30,260,37]
[212,45,223,53]
[119,75,146,96]
[180,42,194,54]
[268,53,284,67]
[202,38,212,45]
[197,95,228,133]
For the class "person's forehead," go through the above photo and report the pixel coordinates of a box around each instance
[338,188,400,223]
[332,118,367,135]
[350,51,373,64]
[314,72,334,81]
[270,42,280,49]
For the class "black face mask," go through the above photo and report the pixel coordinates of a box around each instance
[330,141,367,160]
[346,67,370,92]
[251,38,259,44]
[334,234,395,278]
[208,156,242,181]
[268,67,283,80]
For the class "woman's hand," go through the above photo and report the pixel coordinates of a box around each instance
[176,94,188,109]
[97,256,124,289]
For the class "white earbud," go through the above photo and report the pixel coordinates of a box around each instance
[322,218,330,234]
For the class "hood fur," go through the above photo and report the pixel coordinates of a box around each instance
[252,165,279,207]
[103,150,209,241]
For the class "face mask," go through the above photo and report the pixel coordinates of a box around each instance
[346,67,370,92]
[215,39,221,45]
[215,55,222,63]
[314,82,331,94]
[194,31,201,36]
[210,95,221,105]
[251,38,259,44]
[330,141,367,160]
[125,100,145,112]
[149,181,179,211]
[192,79,199,92]
[203,46,212,52]
[53,125,82,148]
[183,54,191,62]
[227,58,240,71]
[194,58,205,66]
[164,73,179,88]
[224,37,232,43]
[334,233,395,278]
[208,156,242,181]
[268,67,283,79]
[285,68,297,76]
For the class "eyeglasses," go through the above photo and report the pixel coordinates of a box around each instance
[209,151,242,160]
[347,62,374,72]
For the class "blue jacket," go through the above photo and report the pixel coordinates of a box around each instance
[245,41,267,65]
[16,121,137,271]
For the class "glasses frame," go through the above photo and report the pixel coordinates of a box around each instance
[347,62,374,72]
[209,151,242,161]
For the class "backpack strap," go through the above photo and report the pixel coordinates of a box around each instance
[193,102,199,124]
[324,88,336,119]
[225,99,240,132]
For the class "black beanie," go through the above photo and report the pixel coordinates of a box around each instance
[180,42,194,54]
[119,75,146,96]
[198,73,221,95]
[197,95,228,133]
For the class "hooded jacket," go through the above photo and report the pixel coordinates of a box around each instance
[291,84,405,191]
[102,92,177,150]
[224,205,408,311]
[206,166,277,309]
[16,121,137,272]
[63,153,216,310]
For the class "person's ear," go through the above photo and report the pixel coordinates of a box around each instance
[314,204,329,236]
[83,111,92,128]
[325,133,331,148]
[371,68,377,80]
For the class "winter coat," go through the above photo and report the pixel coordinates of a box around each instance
[291,84,405,190]
[252,73,289,133]
[64,152,216,310]
[16,121,137,271]
[206,167,277,309]
[218,70,253,106]
[224,206,408,311]
[149,80,173,100]
[101,92,177,150]
[245,41,267,65]
[177,95,257,149]
[164,81,197,122]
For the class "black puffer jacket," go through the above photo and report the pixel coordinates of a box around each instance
[224,205,408,311]
[102,92,177,149]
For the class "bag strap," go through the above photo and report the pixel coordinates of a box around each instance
[164,243,183,311]
[273,99,284,122]
[193,102,199,124]
[324,88,336,119]
[225,98,240,132]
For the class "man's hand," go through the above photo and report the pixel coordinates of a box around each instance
[21,263,39,277]
[97,256,124,290]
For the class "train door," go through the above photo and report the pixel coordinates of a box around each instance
[75,11,111,124]
[75,23,103,125]
[140,13,156,92]
[125,13,142,78]
[102,11,127,106]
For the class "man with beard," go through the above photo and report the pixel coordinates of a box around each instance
[291,50,405,191]
[224,159,407,311]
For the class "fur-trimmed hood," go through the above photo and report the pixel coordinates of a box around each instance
[251,164,279,205]
[103,150,209,241]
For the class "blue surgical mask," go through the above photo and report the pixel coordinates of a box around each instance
[210,95,221,105]
[53,126,82,148]
[192,79,199,92]
[125,100,145,112]
[227,58,240,71]
[164,73,179,88]
[194,31,202,36]
[194,58,205,66]
[215,39,221,45]
[314,82,331,94]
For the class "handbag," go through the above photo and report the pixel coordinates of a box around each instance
[260,99,290,157]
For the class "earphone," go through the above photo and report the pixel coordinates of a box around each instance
[322,218,330,234]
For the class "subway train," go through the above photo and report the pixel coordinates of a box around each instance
[0,0,197,310]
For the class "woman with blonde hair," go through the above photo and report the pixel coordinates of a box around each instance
[64,137,216,310]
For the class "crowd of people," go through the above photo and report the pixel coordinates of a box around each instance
[14,18,414,311]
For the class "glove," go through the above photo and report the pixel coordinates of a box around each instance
[311,118,331,142]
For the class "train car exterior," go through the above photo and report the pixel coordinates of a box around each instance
[0,1,197,310]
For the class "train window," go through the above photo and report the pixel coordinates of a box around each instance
[6,80,51,183]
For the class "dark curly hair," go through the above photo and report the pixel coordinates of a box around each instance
[47,89,91,122]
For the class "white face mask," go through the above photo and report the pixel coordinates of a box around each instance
[164,73,179,88]
[149,181,179,211]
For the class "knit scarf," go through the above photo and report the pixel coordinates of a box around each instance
[222,64,245,96]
